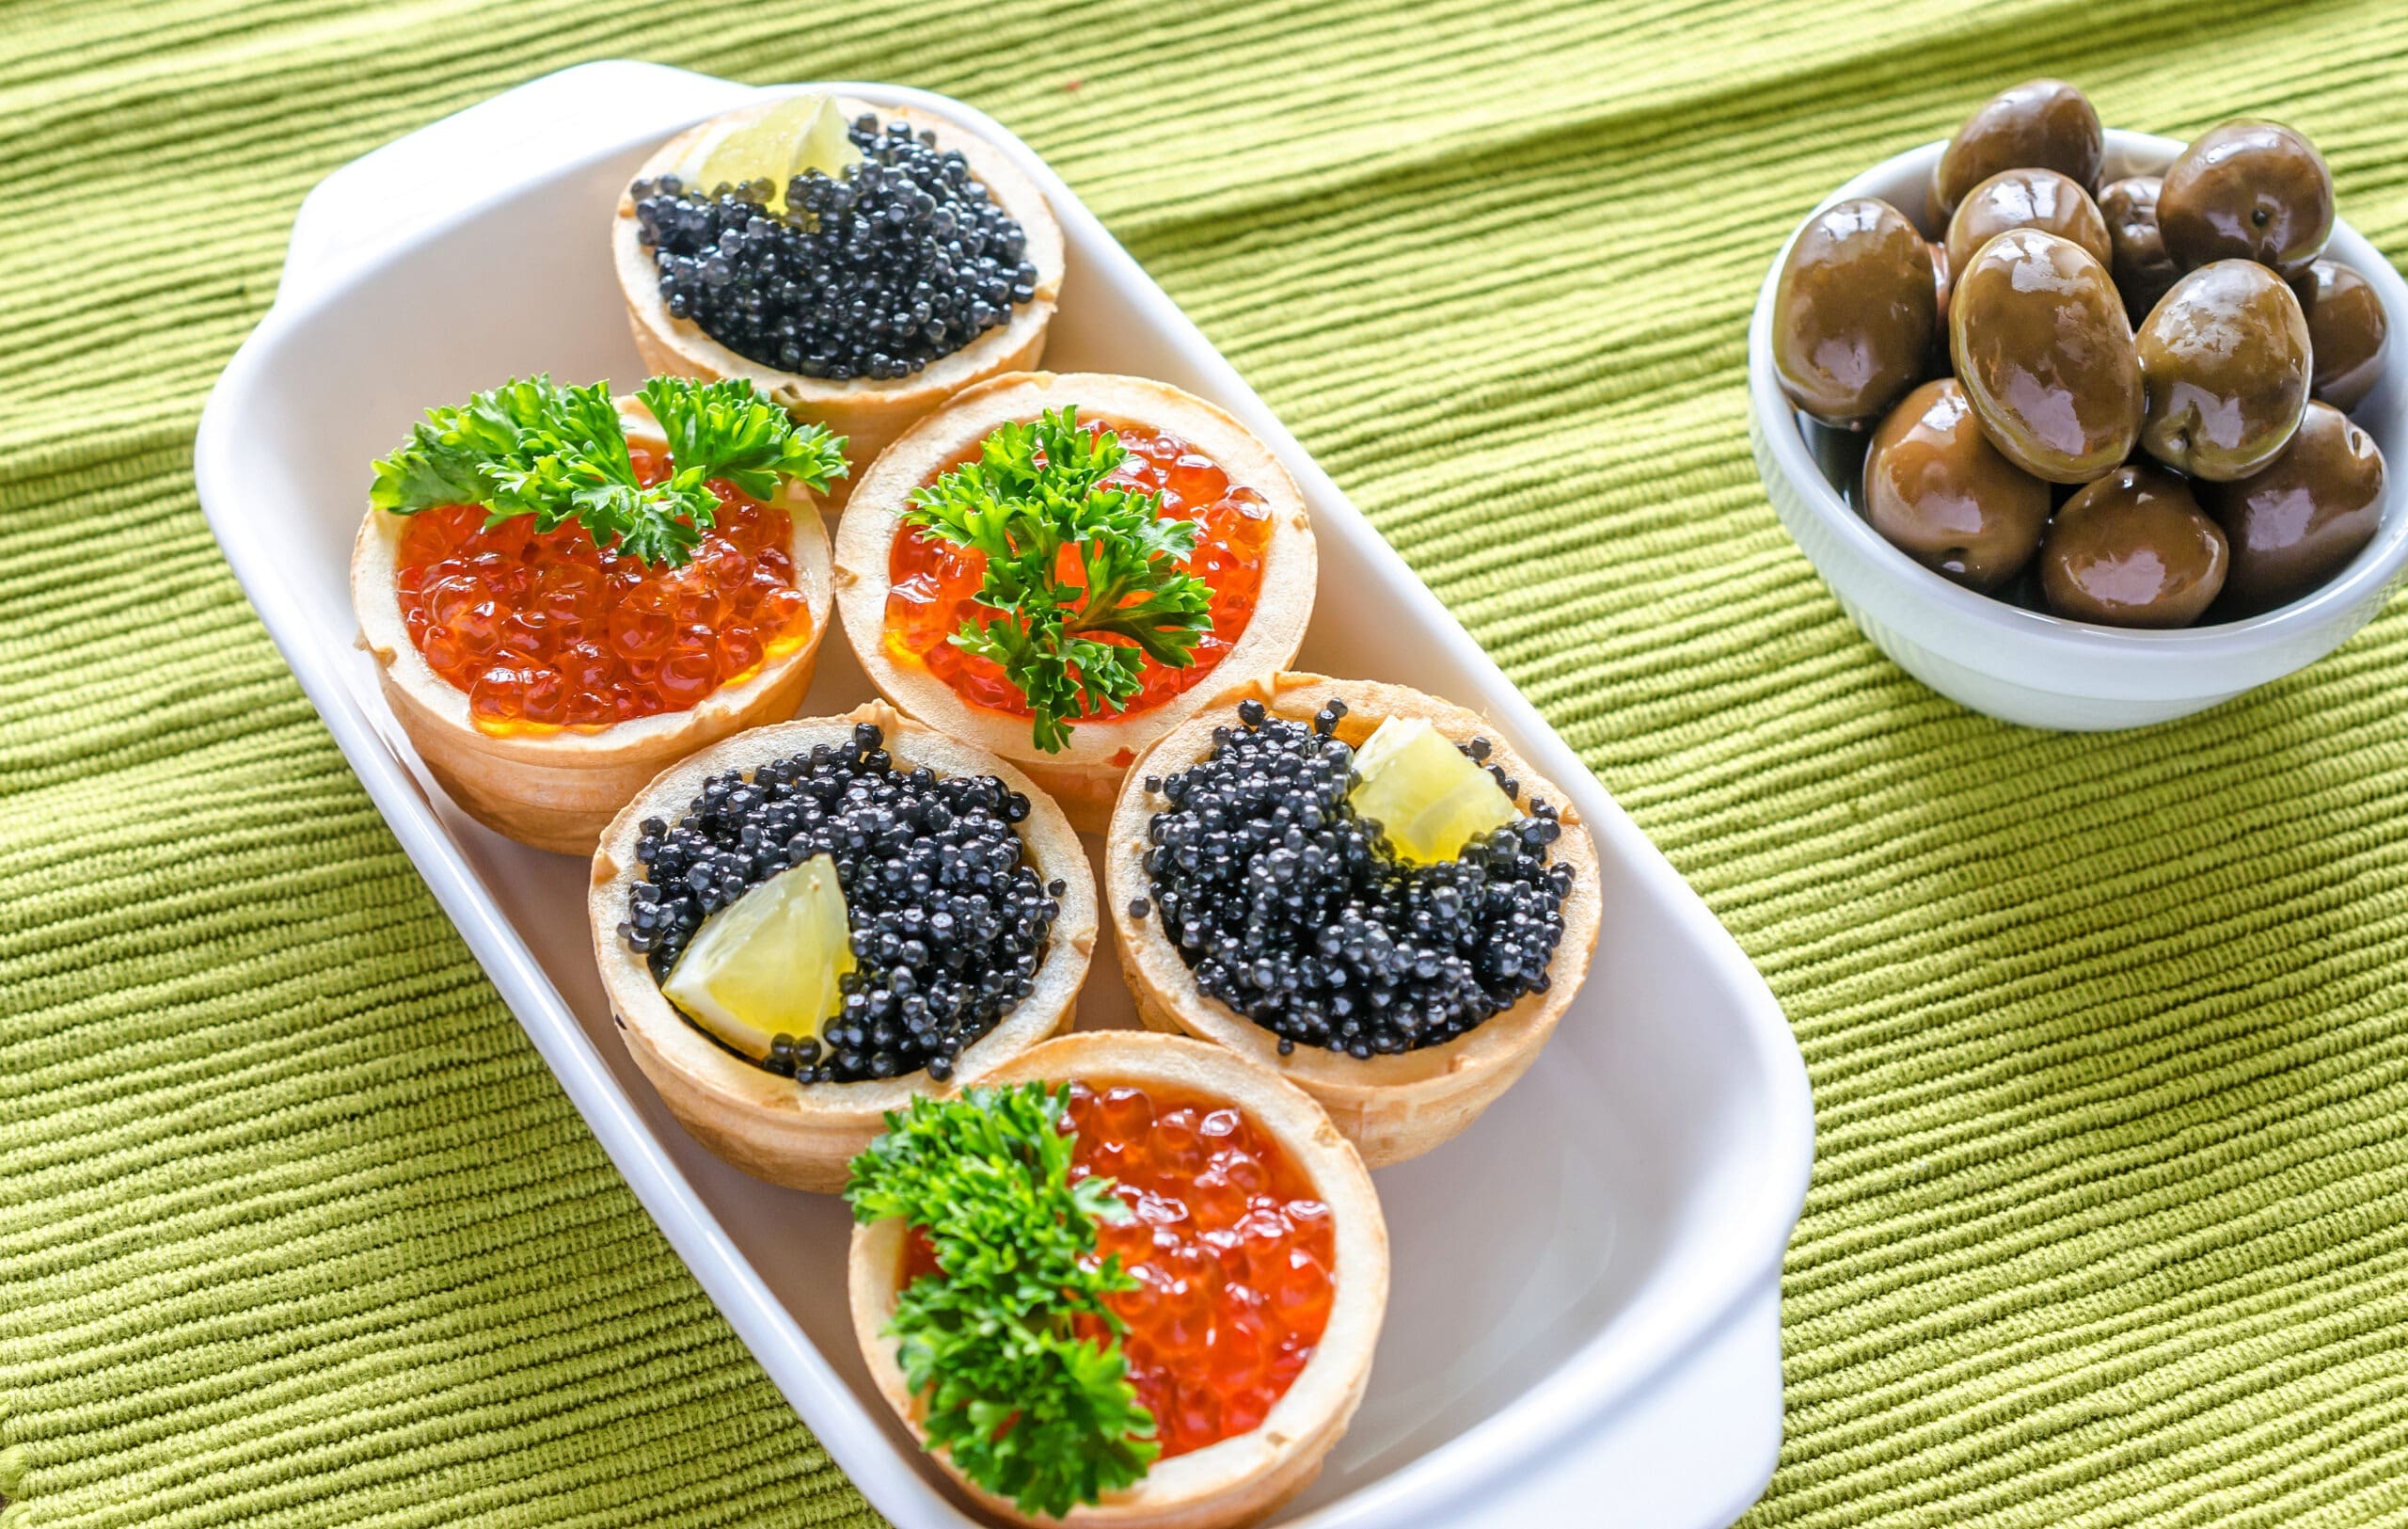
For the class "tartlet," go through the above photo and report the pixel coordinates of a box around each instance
[588,701,1096,1192]
[1105,673,1603,1168]
[613,97,1066,501]
[848,1030,1387,1529]
[350,401,834,855]
[835,371,1317,833]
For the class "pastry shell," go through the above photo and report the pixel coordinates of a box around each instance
[349,402,833,855]
[1104,673,1603,1167]
[835,372,1317,832]
[612,96,1066,504]
[587,701,1096,1192]
[848,1030,1387,1529]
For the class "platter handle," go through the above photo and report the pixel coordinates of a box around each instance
[277,59,752,311]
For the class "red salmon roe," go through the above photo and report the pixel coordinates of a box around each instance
[883,422,1274,719]
[393,448,813,736]
[901,1080,1336,1459]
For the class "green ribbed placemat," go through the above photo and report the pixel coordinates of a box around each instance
[7,1,2408,1524]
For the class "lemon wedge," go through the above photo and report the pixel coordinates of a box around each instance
[662,852,857,1059]
[1348,716,1519,865]
[677,92,862,213]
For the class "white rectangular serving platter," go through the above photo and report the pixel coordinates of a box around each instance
[195,61,1815,1529]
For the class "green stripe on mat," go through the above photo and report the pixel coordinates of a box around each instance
[4,1,2407,1524]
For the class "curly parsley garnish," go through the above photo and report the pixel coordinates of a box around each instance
[904,406,1213,753]
[847,1083,1159,1518]
[369,374,846,566]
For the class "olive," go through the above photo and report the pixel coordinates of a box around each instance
[2198,401,2386,611]
[1944,167,2111,275]
[2039,464,2230,627]
[1772,198,1937,428]
[2293,259,2389,411]
[1861,378,2052,590]
[2099,175,2183,324]
[1950,228,2144,483]
[2157,120,2333,279]
[2136,260,2310,481]
[1933,79,2105,218]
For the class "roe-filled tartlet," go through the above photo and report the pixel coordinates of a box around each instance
[835,372,1317,832]
[588,703,1096,1190]
[353,374,847,853]
[847,1032,1386,1529]
[614,92,1066,497]
[1106,675,1601,1167]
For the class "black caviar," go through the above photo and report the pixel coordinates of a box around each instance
[630,114,1038,381]
[1143,698,1572,1059]
[620,723,1057,1084]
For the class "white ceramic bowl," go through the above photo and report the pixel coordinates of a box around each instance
[1748,130,2408,731]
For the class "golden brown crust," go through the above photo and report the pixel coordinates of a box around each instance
[612,98,1066,505]
[848,1031,1387,1529]
[1103,673,1603,1167]
[586,701,1097,1192]
[833,372,1317,833]
[348,402,833,855]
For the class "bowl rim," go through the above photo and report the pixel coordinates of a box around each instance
[1749,128,2408,673]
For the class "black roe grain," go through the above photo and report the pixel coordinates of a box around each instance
[630,114,1038,381]
[619,723,1056,1084]
[1143,702,1571,1059]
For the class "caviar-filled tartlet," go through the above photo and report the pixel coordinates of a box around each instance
[1106,675,1601,1167]
[353,375,847,853]
[589,703,1095,1190]
[615,93,1066,498]
[836,373,1316,832]
[848,1032,1386,1529]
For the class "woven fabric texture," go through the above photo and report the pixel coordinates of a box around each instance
[7,0,2408,1524]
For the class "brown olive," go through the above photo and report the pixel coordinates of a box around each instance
[2136,260,2310,481]
[2098,175,2182,324]
[2157,120,2334,279]
[1944,167,2111,274]
[1933,80,2105,218]
[2040,464,2229,627]
[2294,259,2389,411]
[1772,198,1936,428]
[1861,378,2052,590]
[1950,228,2144,483]
[2198,401,2386,611]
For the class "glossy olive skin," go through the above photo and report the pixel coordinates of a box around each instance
[2158,120,2334,279]
[2199,401,2387,611]
[1933,79,2105,217]
[1772,199,1937,428]
[2099,175,2183,324]
[2295,259,2390,411]
[2040,464,2230,627]
[1862,379,2052,590]
[1950,229,2144,484]
[1945,167,2111,274]
[2136,260,2311,481]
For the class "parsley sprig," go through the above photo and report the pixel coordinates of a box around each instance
[847,1083,1159,1519]
[904,407,1213,753]
[369,374,847,565]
